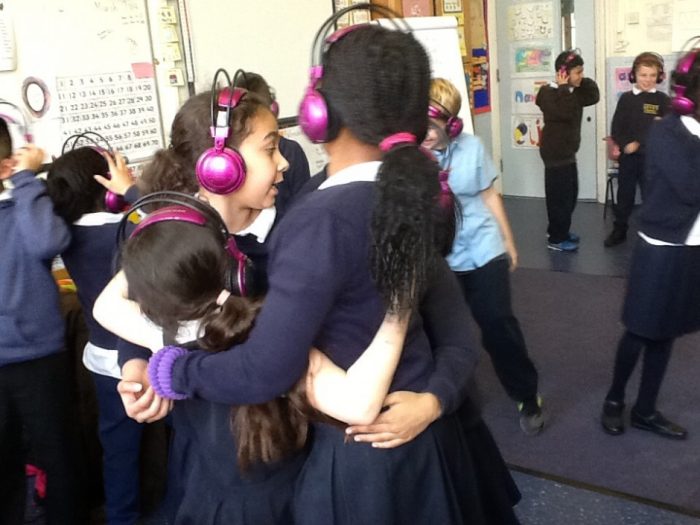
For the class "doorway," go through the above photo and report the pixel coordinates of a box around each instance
[496,0,598,199]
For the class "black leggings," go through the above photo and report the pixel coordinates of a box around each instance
[606,331,673,416]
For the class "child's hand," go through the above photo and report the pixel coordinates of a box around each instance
[623,141,640,154]
[94,151,133,196]
[504,238,519,271]
[556,69,570,86]
[12,144,45,174]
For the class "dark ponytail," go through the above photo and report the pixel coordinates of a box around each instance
[322,25,454,311]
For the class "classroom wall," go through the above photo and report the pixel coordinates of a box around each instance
[184,0,333,121]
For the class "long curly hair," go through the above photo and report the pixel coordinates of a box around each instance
[321,25,454,312]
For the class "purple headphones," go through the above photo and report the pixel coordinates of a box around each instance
[195,69,248,195]
[671,39,700,115]
[298,3,406,144]
[0,99,33,142]
[428,102,464,139]
[62,131,127,213]
[118,191,250,297]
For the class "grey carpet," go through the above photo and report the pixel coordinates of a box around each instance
[476,268,700,515]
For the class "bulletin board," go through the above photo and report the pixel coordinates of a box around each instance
[0,0,165,161]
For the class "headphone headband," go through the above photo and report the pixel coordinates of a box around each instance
[118,191,249,296]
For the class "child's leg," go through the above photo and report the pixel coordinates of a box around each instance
[613,154,643,232]
[14,352,85,525]
[92,372,144,525]
[456,258,538,402]
[0,367,27,525]
[544,164,576,244]
[606,330,645,402]
[633,338,673,416]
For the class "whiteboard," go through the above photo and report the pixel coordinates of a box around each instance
[184,0,333,121]
[382,16,474,134]
[0,0,165,162]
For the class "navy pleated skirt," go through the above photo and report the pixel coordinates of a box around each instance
[294,404,520,525]
[622,238,700,340]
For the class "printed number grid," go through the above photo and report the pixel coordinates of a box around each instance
[57,71,163,161]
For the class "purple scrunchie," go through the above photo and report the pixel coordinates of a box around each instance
[147,346,190,400]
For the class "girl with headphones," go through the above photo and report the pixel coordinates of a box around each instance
[601,41,700,441]
[605,52,670,247]
[425,78,544,436]
[127,4,520,523]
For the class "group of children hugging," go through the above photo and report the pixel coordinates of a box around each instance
[1,1,699,521]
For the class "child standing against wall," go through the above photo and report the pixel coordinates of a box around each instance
[536,50,600,252]
[605,52,670,247]
[0,130,84,524]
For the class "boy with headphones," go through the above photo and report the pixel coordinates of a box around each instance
[536,50,600,251]
[605,52,670,247]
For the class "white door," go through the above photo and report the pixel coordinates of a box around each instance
[497,0,598,199]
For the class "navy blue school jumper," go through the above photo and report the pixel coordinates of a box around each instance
[61,213,144,525]
[536,78,600,243]
[0,171,84,524]
[622,114,700,339]
[610,89,670,231]
[155,162,519,524]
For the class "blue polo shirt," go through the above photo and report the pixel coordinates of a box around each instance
[435,133,505,272]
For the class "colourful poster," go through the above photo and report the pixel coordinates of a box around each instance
[511,78,548,113]
[512,114,543,149]
[514,46,553,75]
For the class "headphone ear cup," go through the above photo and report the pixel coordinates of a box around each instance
[628,68,636,84]
[196,146,247,194]
[299,86,331,143]
[104,191,126,213]
[446,116,464,139]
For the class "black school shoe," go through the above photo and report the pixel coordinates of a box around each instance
[630,409,688,440]
[601,399,625,435]
[604,227,627,247]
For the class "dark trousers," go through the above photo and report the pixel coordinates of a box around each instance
[544,163,578,244]
[455,257,539,402]
[92,373,144,525]
[614,153,645,231]
[0,352,85,525]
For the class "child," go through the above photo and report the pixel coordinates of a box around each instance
[0,131,84,523]
[101,193,411,523]
[424,77,544,435]
[233,70,311,214]
[536,50,600,251]
[45,147,145,525]
[601,45,700,440]
[139,8,519,523]
[605,52,670,247]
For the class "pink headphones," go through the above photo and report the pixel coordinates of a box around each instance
[298,3,406,144]
[671,38,700,115]
[0,99,33,142]
[62,131,127,213]
[428,102,464,139]
[195,69,248,195]
[119,191,250,297]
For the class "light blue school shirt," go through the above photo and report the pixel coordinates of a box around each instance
[435,133,505,272]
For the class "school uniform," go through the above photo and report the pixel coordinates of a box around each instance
[152,161,520,524]
[610,87,670,232]
[0,171,84,524]
[436,133,539,404]
[61,213,144,525]
[623,114,700,339]
[276,137,311,214]
[536,78,600,244]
